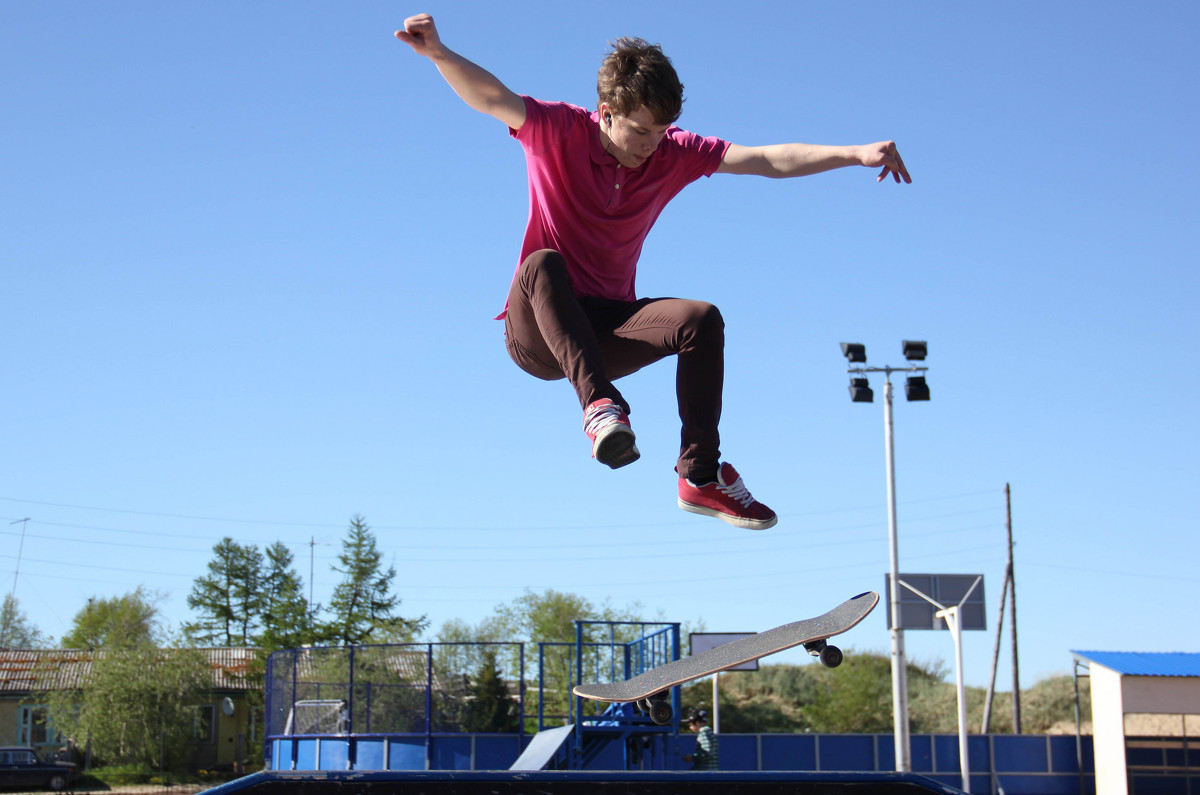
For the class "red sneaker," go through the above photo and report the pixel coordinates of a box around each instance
[583,398,640,469]
[678,462,777,530]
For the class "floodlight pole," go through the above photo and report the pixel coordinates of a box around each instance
[844,360,927,774]
[883,377,911,773]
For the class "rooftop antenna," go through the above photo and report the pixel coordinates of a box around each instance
[8,518,30,599]
[2,518,30,643]
[308,536,330,618]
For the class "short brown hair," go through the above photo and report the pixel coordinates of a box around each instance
[596,37,684,125]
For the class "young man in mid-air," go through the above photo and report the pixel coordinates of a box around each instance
[396,14,911,531]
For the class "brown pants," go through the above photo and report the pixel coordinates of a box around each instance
[503,249,723,481]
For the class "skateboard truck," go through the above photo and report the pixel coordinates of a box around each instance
[636,691,673,726]
[803,638,844,668]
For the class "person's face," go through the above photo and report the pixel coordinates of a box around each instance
[600,104,670,169]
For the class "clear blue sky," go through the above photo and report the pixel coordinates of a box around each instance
[3,1,1197,692]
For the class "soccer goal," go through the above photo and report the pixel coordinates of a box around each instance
[283,699,348,736]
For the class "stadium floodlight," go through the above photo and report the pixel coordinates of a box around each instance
[840,342,867,363]
[905,376,930,402]
[837,339,932,775]
[902,340,927,361]
[849,377,874,403]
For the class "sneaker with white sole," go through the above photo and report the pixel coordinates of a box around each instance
[678,462,777,530]
[583,398,640,469]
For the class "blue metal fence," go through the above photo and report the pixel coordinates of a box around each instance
[263,637,1101,795]
[267,730,1095,795]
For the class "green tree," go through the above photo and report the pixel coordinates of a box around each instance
[434,616,508,687]
[462,648,521,733]
[493,589,595,643]
[482,588,649,730]
[239,541,315,767]
[255,541,317,651]
[44,643,210,770]
[184,537,264,646]
[803,650,896,732]
[60,588,161,650]
[681,652,954,734]
[489,588,651,645]
[0,594,49,648]
[682,664,819,733]
[909,675,976,733]
[324,515,426,645]
[51,590,214,770]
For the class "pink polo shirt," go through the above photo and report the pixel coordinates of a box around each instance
[499,95,729,317]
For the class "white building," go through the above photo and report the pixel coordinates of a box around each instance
[1073,651,1200,795]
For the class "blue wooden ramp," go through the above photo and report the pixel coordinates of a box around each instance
[200,769,968,795]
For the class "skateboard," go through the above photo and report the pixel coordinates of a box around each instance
[573,591,879,725]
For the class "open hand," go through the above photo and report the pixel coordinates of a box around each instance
[861,141,911,184]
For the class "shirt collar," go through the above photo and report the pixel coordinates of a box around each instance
[588,110,617,167]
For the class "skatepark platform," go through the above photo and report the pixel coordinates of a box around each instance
[200,768,968,795]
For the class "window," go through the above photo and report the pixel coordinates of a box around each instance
[193,704,216,744]
[17,706,61,748]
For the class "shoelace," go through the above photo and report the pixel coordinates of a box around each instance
[717,476,755,507]
[584,403,626,436]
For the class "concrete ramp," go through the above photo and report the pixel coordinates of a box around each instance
[201,769,967,795]
[508,725,574,770]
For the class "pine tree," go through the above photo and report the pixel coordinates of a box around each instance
[184,537,264,646]
[255,541,316,651]
[462,648,520,733]
[324,515,426,645]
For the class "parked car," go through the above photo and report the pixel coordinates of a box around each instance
[0,747,77,792]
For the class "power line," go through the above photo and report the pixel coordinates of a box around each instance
[0,487,1003,533]
[0,496,340,528]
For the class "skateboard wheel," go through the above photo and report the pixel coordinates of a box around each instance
[648,699,673,726]
[819,644,844,668]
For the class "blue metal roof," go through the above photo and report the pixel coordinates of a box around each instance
[1072,651,1200,677]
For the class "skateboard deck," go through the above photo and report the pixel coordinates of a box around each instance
[573,591,879,725]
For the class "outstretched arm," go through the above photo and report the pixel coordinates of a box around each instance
[395,14,527,131]
[717,140,911,183]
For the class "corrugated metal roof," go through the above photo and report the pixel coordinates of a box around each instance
[1073,651,1200,677]
[0,648,259,693]
[0,650,95,692]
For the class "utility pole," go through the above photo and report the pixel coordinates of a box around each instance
[982,485,1021,733]
[981,563,1008,733]
[1006,484,1021,733]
